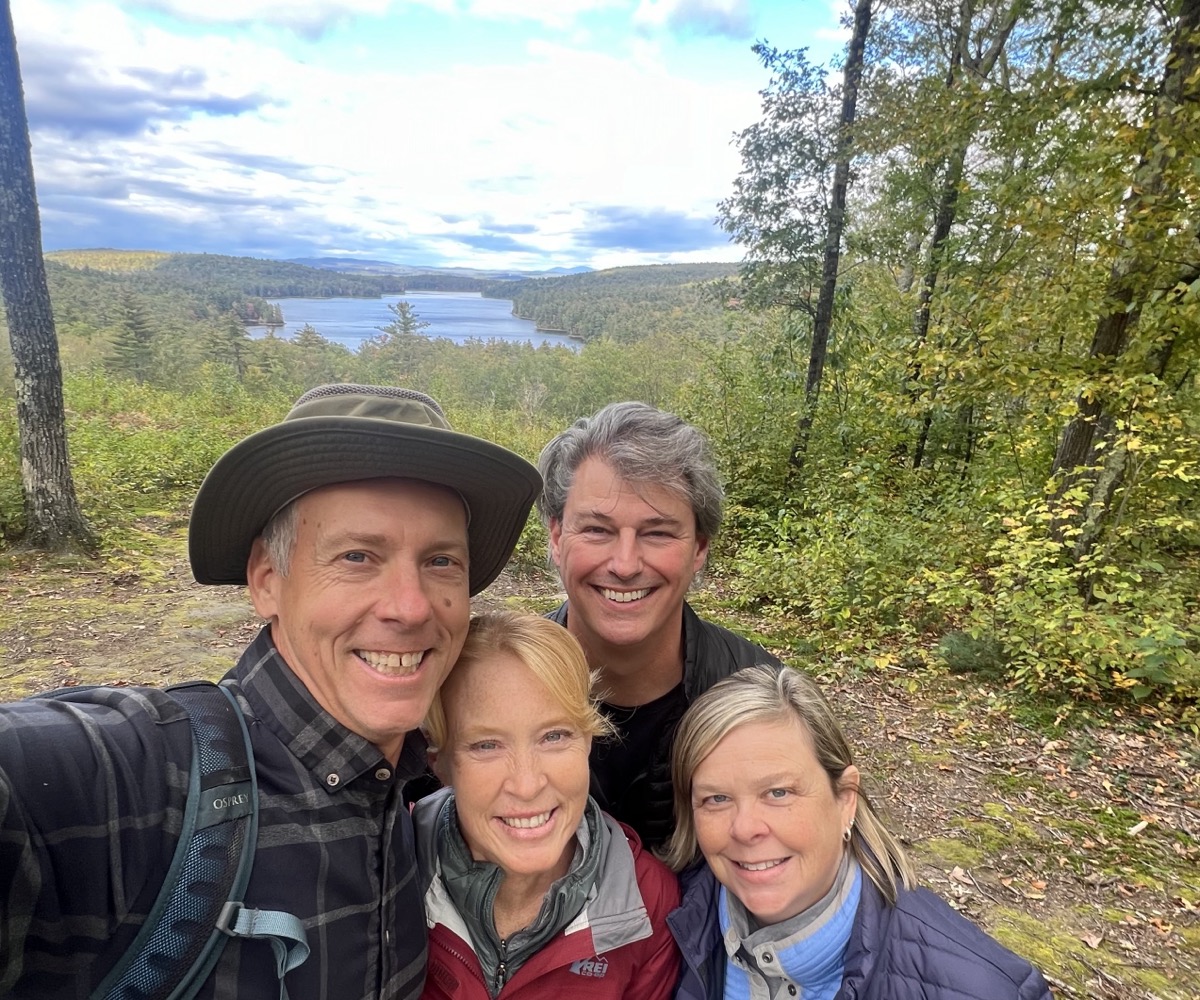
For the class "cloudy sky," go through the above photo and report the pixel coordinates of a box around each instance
[10,0,845,270]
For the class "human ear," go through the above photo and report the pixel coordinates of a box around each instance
[837,764,860,829]
[246,537,280,621]
[548,518,564,567]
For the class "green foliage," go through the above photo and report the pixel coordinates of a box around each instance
[1,372,293,538]
[921,488,1200,701]
[937,631,1007,679]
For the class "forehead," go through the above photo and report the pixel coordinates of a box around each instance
[698,717,820,775]
[565,456,693,519]
[443,652,565,728]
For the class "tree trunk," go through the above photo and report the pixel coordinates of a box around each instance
[788,0,873,472]
[0,3,95,552]
[906,0,1027,468]
[1050,0,1200,558]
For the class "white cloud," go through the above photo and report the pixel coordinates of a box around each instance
[633,0,753,38]
[11,0,777,267]
[124,0,442,33]
[465,0,628,28]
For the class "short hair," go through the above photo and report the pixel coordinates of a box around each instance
[662,664,915,904]
[423,611,615,754]
[260,500,300,578]
[536,401,723,540]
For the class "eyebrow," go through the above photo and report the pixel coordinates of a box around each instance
[319,530,468,552]
[455,715,576,741]
[693,771,797,795]
[575,509,684,528]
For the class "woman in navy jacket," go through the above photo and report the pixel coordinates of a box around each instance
[662,664,1053,1000]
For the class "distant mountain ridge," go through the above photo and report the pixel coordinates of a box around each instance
[285,257,593,279]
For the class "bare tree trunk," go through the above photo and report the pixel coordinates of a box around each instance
[1050,0,1200,560]
[788,0,874,473]
[0,2,95,552]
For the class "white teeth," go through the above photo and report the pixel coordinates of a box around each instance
[602,588,649,603]
[358,650,424,674]
[502,811,552,829]
[738,859,784,872]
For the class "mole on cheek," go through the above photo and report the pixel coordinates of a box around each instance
[443,598,453,608]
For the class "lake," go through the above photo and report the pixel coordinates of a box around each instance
[245,291,581,351]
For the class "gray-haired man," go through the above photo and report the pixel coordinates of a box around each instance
[538,401,779,850]
[0,385,541,999]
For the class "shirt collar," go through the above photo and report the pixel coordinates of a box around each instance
[232,625,427,792]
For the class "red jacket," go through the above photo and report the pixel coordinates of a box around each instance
[416,795,680,1000]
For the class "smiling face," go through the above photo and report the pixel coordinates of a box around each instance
[691,716,859,925]
[247,477,470,764]
[436,651,592,887]
[548,456,708,660]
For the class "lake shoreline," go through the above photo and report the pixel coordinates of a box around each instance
[244,291,582,351]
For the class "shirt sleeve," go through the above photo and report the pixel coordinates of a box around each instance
[0,691,191,996]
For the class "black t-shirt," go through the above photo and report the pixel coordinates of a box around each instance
[589,682,687,846]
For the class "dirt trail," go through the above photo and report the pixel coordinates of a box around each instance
[1,534,1196,999]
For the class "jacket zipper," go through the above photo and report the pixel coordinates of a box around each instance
[494,938,509,994]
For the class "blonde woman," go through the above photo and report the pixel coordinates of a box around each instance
[664,664,1052,1000]
[414,612,681,999]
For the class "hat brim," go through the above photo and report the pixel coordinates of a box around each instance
[188,415,541,595]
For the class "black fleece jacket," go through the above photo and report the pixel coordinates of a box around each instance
[545,601,779,849]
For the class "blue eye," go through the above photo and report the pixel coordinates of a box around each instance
[343,551,367,563]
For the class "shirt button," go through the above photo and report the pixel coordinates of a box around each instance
[762,952,773,962]
[375,768,392,781]
[326,773,340,787]
[788,986,797,996]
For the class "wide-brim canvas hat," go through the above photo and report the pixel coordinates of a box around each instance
[189,384,542,596]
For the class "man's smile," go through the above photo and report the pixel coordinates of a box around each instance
[600,587,651,603]
[355,649,426,675]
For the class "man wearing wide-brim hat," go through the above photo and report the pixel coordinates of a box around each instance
[0,384,541,1000]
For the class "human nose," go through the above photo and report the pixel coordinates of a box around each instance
[728,802,768,843]
[375,563,434,626]
[607,528,643,579]
[504,749,549,800]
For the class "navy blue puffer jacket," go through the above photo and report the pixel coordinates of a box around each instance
[667,864,1053,1000]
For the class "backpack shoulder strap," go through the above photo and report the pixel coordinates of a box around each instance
[88,681,308,1000]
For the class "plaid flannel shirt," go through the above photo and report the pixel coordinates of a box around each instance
[0,626,428,999]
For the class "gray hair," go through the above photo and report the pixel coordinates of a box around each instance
[662,664,916,905]
[536,401,723,539]
[260,500,300,578]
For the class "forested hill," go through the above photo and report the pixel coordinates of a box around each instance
[40,249,465,337]
[481,262,739,342]
[46,250,412,302]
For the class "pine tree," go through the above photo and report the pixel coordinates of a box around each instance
[108,291,157,382]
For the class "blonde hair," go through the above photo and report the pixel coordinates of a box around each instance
[424,611,615,754]
[662,664,915,904]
